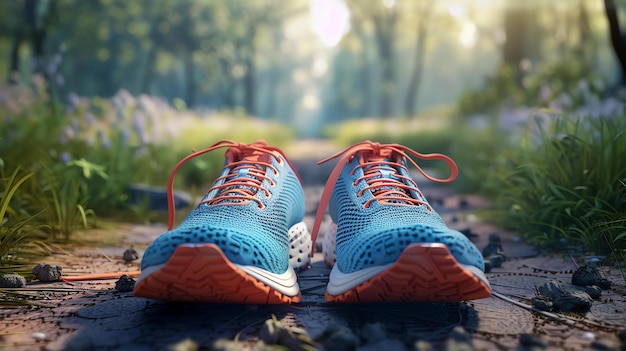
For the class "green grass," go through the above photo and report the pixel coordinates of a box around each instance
[0,167,49,270]
[494,115,626,254]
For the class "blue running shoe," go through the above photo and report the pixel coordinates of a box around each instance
[134,140,311,304]
[312,141,491,303]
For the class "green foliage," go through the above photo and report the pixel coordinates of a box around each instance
[0,167,47,264]
[457,65,522,116]
[457,61,605,116]
[495,115,626,254]
[0,79,297,242]
[35,161,98,239]
[448,125,516,194]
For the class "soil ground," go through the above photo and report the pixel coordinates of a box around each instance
[1,141,625,351]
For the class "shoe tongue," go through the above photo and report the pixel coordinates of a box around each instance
[226,147,272,164]
[217,150,272,204]
[361,154,412,204]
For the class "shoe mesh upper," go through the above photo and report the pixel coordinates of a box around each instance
[141,145,305,275]
[328,152,485,274]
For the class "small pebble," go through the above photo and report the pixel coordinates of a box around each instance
[32,332,46,341]
[32,262,62,281]
[572,265,612,290]
[114,275,135,292]
[519,333,546,349]
[585,285,602,299]
[123,247,139,264]
[531,297,553,312]
[0,273,27,288]
[316,325,358,351]
[582,332,595,341]
[553,290,593,313]
[360,323,386,344]
[459,198,469,208]
[590,339,617,351]
[534,281,593,313]
[459,228,476,239]
[538,281,565,299]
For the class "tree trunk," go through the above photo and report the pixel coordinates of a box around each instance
[502,4,531,86]
[264,29,282,119]
[25,0,52,77]
[604,0,626,86]
[352,19,371,118]
[243,27,256,116]
[184,51,196,107]
[141,46,157,94]
[8,32,22,84]
[578,0,593,61]
[372,9,397,118]
[404,3,433,117]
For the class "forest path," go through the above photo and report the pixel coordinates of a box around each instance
[1,140,625,351]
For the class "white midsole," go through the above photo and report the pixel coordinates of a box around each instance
[326,263,393,295]
[235,264,299,297]
[326,261,491,296]
[136,260,299,297]
[135,264,161,287]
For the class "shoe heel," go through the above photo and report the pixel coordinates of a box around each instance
[322,222,337,268]
[288,221,311,271]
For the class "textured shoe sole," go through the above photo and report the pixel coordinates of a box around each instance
[134,244,300,304]
[326,243,491,303]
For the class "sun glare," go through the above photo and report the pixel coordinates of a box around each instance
[310,0,351,47]
[448,2,465,17]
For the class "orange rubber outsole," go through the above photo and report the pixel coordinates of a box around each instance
[134,244,300,304]
[326,243,492,303]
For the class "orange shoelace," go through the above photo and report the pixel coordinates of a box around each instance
[310,140,458,256]
[166,139,302,230]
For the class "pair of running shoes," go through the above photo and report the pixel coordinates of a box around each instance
[133,139,492,304]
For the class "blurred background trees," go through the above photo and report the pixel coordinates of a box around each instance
[0,0,622,135]
[1,0,625,265]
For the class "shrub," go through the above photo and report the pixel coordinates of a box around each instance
[457,61,605,116]
[494,114,626,254]
[0,167,48,265]
[1,78,298,240]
